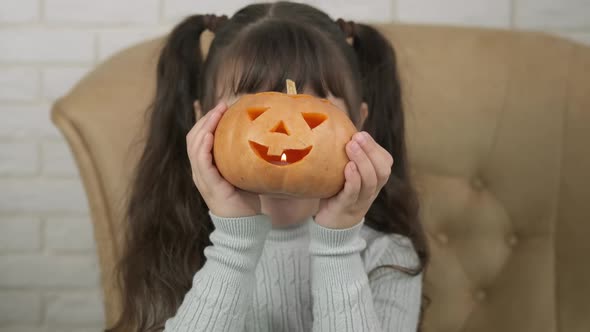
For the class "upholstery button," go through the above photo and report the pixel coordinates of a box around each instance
[471,177,485,191]
[474,290,487,301]
[436,233,448,245]
[508,234,518,246]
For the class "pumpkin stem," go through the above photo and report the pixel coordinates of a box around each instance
[286,79,297,95]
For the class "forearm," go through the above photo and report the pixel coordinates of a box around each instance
[309,220,383,332]
[164,213,271,332]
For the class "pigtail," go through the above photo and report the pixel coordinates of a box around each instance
[110,15,213,332]
[352,23,420,236]
[352,24,405,176]
[351,22,425,240]
[351,23,430,331]
[154,15,207,136]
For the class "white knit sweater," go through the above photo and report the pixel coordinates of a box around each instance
[163,213,422,332]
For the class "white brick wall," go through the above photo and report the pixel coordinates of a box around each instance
[0,0,39,23]
[40,141,79,177]
[0,105,61,138]
[98,28,170,61]
[45,292,105,326]
[0,292,42,324]
[0,29,95,63]
[0,217,41,252]
[0,255,99,288]
[0,68,39,101]
[0,0,588,330]
[515,0,590,29]
[45,0,160,25]
[397,0,512,27]
[45,217,94,252]
[0,143,39,176]
[41,67,89,100]
[162,0,252,22]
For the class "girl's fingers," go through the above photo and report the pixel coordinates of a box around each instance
[186,112,210,152]
[186,124,204,177]
[194,100,203,121]
[336,161,361,205]
[187,103,224,182]
[186,102,225,150]
[346,139,378,202]
[200,102,227,134]
[193,132,225,188]
[355,132,393,188]
[190,102,227,153]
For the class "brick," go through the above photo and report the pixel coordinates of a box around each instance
[0,67,39,101]
[315,0,393,22]
[0,328,44,332]
[41,140,78,176]
[0,29,94,63]
[98,28,168,61]
[49,327,104,332]
[45,292,105,326]
[0,217,41,251]
[0,0,39,23]
[42,67,89,100]
[396,0,511,28]
[515,0,590,29]
[557,31,590,45]
[45,217,95,252]
[0,104,61,138]
[0,254,100,288]
[45,0,158,24]
[163,0,394,25]
[162,0,251,22]
[0,142,39,176]
[0,292,42,324]
[0,328,103,332]
[0,179,89,213]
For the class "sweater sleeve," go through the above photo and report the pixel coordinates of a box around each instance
[309,219,422,332]
[163,212,271,332]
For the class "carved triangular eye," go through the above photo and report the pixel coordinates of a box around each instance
[301,112,327,129]
[248,107,269,121]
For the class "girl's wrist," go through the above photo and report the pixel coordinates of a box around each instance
[308,219,367,285]
[309,218,365,252]
[209,212,271,238]
[209,207,259,219]
[204,213,271,275]
[313,211,363,230]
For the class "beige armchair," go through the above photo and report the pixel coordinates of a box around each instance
[51,24,590,331]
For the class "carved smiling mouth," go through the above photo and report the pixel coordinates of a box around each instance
[249,141,312,166]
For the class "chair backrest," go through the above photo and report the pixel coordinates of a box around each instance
[51,24,590,332]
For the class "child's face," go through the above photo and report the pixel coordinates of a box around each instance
[223,87,350,115]
[225,88,344,220]
[195,86,367,224]
[195,86,367,127]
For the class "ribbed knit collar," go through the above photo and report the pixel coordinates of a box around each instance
[265,217,312,244]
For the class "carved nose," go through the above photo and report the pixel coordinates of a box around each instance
[270,121,290,135]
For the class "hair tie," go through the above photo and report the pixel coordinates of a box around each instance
[336,18,356,38]
[203,14,228,32]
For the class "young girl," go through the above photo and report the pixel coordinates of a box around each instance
[109,2,429,331]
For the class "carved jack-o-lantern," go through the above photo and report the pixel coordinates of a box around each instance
[214,80,357,198]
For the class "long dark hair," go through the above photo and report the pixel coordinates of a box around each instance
[108,2,429,331]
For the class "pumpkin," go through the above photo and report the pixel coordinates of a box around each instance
[213,80,357,198]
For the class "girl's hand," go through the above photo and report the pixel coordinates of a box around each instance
[187,102,261,218]
[315,132,393,229]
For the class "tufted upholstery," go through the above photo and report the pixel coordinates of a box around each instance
[51,24,590,331]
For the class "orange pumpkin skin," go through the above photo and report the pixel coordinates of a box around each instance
[213,91,357,198]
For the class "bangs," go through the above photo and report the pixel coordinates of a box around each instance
[213,19,360,114]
